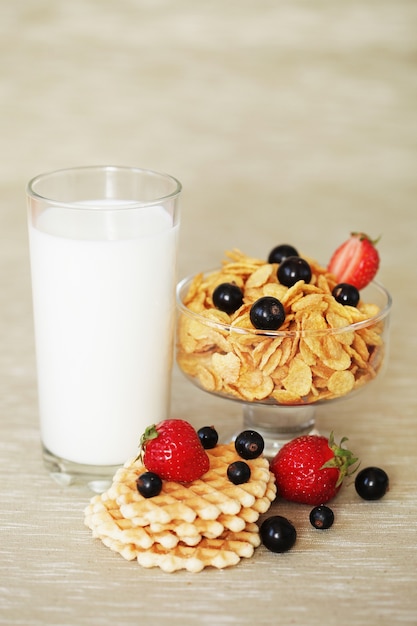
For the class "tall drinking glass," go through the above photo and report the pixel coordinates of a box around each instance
[27,166,181,491]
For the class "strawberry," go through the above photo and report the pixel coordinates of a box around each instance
[327,232,380,290]
[139,419,210,483]
[270,433,358,505]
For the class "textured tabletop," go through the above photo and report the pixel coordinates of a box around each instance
[1,2,416,625]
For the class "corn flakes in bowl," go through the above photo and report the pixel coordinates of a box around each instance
[175,250,392,456]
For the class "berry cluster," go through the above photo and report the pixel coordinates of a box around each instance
[260,465,389,554]
[259,433,389,554]
[136,422,389,559]
[199,427,265,486]
[135,424,266,497]
[227,430,265,484]
[212,235,379,333]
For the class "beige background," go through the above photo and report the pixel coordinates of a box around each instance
[1,1,416,625]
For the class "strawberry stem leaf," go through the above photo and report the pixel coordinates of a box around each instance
[140,424,159,447]
[351,231,381,246]
[134,424,159,462]
[320,431,360,487]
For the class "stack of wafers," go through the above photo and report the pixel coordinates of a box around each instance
[84,442,276,572]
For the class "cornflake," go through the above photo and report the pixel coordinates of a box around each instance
[177,250,386,405]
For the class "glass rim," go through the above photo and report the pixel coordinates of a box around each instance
[27,165,182,210]
[176,271,392,338]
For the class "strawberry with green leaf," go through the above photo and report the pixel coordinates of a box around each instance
[270,433,359,505]
[139,419,210,483]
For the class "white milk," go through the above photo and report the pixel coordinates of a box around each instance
[29,203,178,466]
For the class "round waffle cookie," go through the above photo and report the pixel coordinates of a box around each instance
[84,442,276,571]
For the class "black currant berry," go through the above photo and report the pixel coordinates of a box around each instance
[268,244,299,264]
[136,471,163,498]
[234,430,265,459]
[212,282,244,314]
[249,297,285,331]
[332,283,360,307]
[277,256,312,287]
[260,516,297,553]
[355,467,389,500]
[197,425,219,449]
[309,505,335,529]
[227,461,251,485]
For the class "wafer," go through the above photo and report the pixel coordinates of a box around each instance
[91,525,261,572]
[84,441,276,570]
[111,444,274,529]
[135,526,261,572]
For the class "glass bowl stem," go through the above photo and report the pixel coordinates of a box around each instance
[242,403,317,457]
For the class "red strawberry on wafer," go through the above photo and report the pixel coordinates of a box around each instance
[139,419,210,483]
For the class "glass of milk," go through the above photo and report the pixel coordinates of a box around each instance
[27,166,181,491]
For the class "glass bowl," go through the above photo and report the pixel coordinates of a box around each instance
[176,266,392,457]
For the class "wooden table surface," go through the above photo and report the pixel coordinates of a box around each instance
[1,2,416,624]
